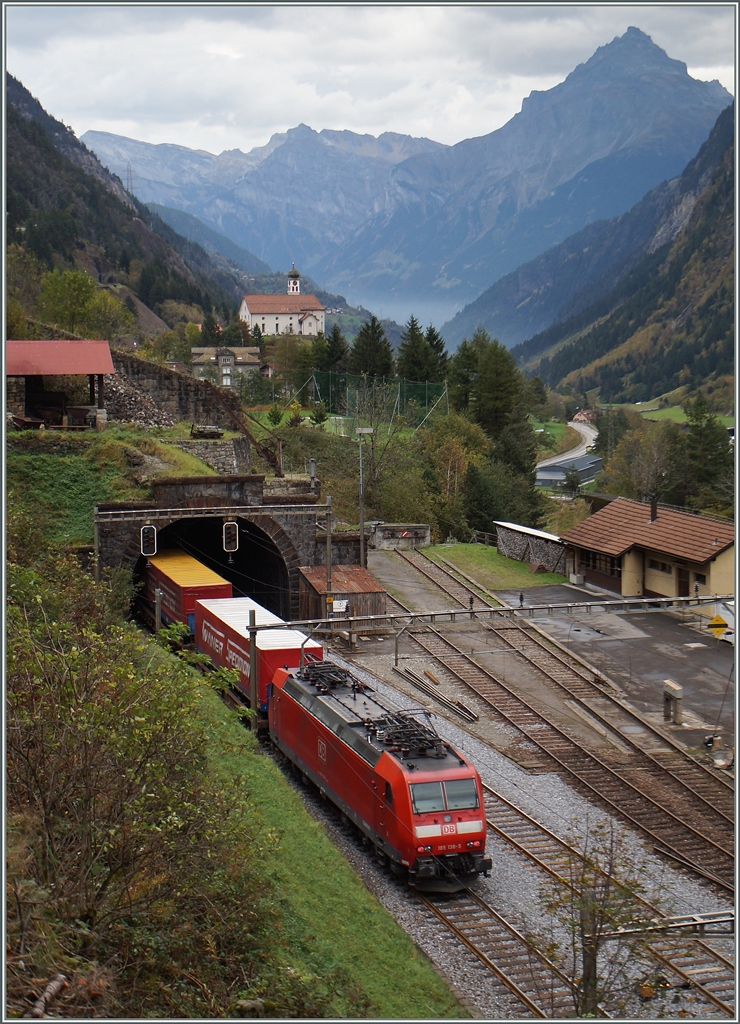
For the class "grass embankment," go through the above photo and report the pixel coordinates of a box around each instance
[426,543,567,590]
[6,426,218,545]
[198,689,466,1018]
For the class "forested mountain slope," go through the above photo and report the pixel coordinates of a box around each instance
[517,113,734,404]
[6,75,249,315]
[442,104,734,349]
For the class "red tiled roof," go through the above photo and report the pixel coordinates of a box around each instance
[242,294,325,314]
[6,339,115,376]
[299,565,385,594]
[560,498,734,564]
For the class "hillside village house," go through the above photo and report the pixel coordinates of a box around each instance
[238,266,325,337]
[560,498,734,616]
[191,346,261,387]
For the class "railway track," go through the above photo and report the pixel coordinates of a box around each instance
[408,627,734,891]
[418,888,580,1018]
[397,548,493,609]
[486,621,735,820]
[481,786,735,1017]
[394,548,734,861]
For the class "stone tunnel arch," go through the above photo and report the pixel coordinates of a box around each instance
[123,513,302,620]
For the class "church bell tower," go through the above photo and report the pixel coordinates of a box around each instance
[287,264,300,294]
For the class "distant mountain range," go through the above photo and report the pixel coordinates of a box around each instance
[442,104,735,348]
[511,103,734,405]
[82,28,731,326]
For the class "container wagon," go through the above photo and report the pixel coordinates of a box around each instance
[269,661,492,891]
[139,550,232,633]
[194,597,323,715]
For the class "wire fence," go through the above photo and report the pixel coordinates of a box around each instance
[309,370,448,423]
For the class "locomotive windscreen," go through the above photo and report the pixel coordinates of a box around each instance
[410,778,479,814]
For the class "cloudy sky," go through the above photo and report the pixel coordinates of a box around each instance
[5,3,736,154]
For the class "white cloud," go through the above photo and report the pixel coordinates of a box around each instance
[5,4,735,153]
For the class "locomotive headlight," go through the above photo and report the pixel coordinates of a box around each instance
[466,840,481,849]
[417,844,433,853]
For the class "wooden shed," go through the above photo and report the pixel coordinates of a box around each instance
[298,565,387,628]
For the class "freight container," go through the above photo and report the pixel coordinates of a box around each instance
[140,551,232,632]
[194,597,323,712]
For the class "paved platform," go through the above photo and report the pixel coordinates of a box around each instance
[496,584,735,751]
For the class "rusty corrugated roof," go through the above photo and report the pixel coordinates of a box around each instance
[242,295,325,314]
[6,339,115,376]
[560,498,734,563]
[299,565,386,594]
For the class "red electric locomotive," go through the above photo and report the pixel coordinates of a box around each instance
[270,661,492,891]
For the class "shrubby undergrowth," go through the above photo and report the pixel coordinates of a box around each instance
[5,504,375,1018]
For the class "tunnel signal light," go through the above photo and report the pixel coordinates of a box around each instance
[140,525,157,557]
[223,522,239,552]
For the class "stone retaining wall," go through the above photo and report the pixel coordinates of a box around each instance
[166,437,252,475]
[371,524,431,549]
[151,475,265,507]
[112,351,242,428]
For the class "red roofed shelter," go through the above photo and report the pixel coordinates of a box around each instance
[560,498,734,612]
[298,565,386,628]
[6,339,114,427]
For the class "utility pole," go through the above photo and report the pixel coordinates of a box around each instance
[356,427,373,567]
[325,495,333,622]
[249,609,258,732]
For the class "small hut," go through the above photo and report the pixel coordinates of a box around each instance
[298,565,387,629]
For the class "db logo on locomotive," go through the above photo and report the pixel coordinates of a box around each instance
[318,737,327,763]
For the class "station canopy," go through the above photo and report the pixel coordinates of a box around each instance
[6,339,114,376]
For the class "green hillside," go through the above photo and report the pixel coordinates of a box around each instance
[521,112,733,407]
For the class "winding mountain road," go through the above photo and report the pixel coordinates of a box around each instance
[538,420,598,468]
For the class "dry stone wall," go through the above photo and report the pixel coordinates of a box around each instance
[112,351,242,428]
[496,524,566,573]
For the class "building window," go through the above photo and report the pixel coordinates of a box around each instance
[581,551,621,578]
[648,559,672,574]
[222,374,231,387]
[694,572,707,585]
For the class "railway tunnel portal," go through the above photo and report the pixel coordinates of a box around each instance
[95,475,361,620]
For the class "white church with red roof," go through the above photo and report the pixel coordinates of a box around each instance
[238,265,325,337]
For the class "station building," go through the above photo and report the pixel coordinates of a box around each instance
[560,498,734,612]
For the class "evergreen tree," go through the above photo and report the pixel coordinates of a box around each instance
[348,315,394,377]
[462,460,542,531]
[447,328,489,413]
[425,324,447,379]
[468,330,523,440]
[311,332,329,371]
[396,315,439,381]
[683,393,733,496]
[201,313,221,344]
[494,415,538,479]
[326,323,350,371]
[221,319,249,346]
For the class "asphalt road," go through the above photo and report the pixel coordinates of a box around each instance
[537,420,598,468]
